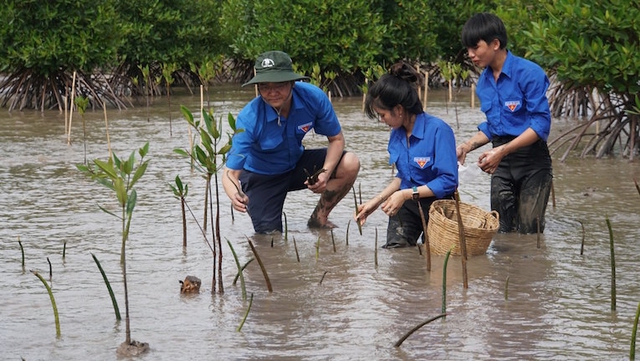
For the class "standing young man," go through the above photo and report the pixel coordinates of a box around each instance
[222,51,360,234]
[456,13,553,233]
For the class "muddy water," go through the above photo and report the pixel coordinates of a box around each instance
[1,85,639,360]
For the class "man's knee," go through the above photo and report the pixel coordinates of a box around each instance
[336,152,360,179]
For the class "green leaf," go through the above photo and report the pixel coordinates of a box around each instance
[94,159,118,180]
[98,204,122,219]
[129,160,149,190]
[115,177,127,207]
[126,189,137,216]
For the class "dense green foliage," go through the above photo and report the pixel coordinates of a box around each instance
[1,0,638,150]
[117,0,223,66]
[0,0,122,75]
[221,0,385,74]
[498,0,639,98]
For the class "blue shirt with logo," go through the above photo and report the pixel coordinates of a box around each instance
[226,81,341,174]
[476,51,551,141]
[388,113,458,198]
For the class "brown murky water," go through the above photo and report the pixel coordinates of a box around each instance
[1,85,639,360]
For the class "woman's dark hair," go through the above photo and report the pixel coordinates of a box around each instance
[461,13,508,49]
[364,61,424,119]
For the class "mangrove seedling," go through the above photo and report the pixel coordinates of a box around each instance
[352,186,363,235]
[161,62,177,137]
[394,313,447,348]
[169,175,189,248]
[303,166,326,185]
[374,227,379,268]
[247,238,272,292]
[175,106,242,294]
[606,216,617,311]
[91,253,121,321]
[453,190,468,288]
[74,95,89,165]
[345,220,350,246]
[227,239,247,301]
[233,258,254,286]
[31,270,61,338]
[237,293,254,332]
[77,142,150,355]
[18,237,25,270]
[505,275,511,301]
[293,236,300,262]
[442,247,453,314]
[631,301,640,360]
[331,229,336,252]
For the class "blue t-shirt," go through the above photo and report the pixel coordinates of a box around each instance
[226,81,342,174]
[476,51,551,141]
[388,113,458,198]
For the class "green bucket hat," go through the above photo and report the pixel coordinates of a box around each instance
[242,51,309,87]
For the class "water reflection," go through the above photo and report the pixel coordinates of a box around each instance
[0,86,639,360]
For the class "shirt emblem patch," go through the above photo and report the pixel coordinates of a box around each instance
[414,157,430,169]
[505,101,520,112]
[298,122,313,133]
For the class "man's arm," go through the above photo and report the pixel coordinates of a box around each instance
[307,131,345,193]
[456,131,490,164]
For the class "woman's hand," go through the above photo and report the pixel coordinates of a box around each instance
[380,191,406,217]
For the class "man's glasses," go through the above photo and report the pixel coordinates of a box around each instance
[258,82,291,93]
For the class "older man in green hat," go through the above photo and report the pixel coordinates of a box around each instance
[222,51,360,234]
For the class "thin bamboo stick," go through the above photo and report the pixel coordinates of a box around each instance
[67,71,77,145]
[423,71,429,110]
[103,102,112,158]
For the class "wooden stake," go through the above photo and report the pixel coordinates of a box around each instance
[103,102,112,158]
[471,83,475,108]
[453,191,468,289]
[423,71,429,110]
[67,71,77,145]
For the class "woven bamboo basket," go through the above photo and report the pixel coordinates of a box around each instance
[427,199,499,256]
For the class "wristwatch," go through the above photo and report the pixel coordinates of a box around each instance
[412,186,419,200]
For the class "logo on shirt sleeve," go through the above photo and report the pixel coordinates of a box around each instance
[414,157,430,169]
[505,100,520,112]
[298,122,313,133]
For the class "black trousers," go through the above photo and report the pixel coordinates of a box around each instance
[491,137,553,233]
[384,194,454,248]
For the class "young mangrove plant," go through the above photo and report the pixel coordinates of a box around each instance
[91,253,121,321]
[161,63,177,137]
[394,313,447,348]
[345,220,350,246]
[416,192,431,272]
[233,258,254,286]
[605,216,617,311]
[442,248,453,315]
[246,238,272,293]
[169,175,189,248]
[74,96,89,165]
[374,227,378,268]
[31,270,61,338]
[175,105,241,294]
[237,293,254,332]
[352,186,363,235]
[77,142,150,355]
[505,275,511,301]
[293,236,300,262]
[453,191,468,288]
[632,301,640,360]
[227,239,247,301]
[18,237,25,270]
[331,229,336,252]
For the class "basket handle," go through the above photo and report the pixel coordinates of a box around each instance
[489,210,499,221]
